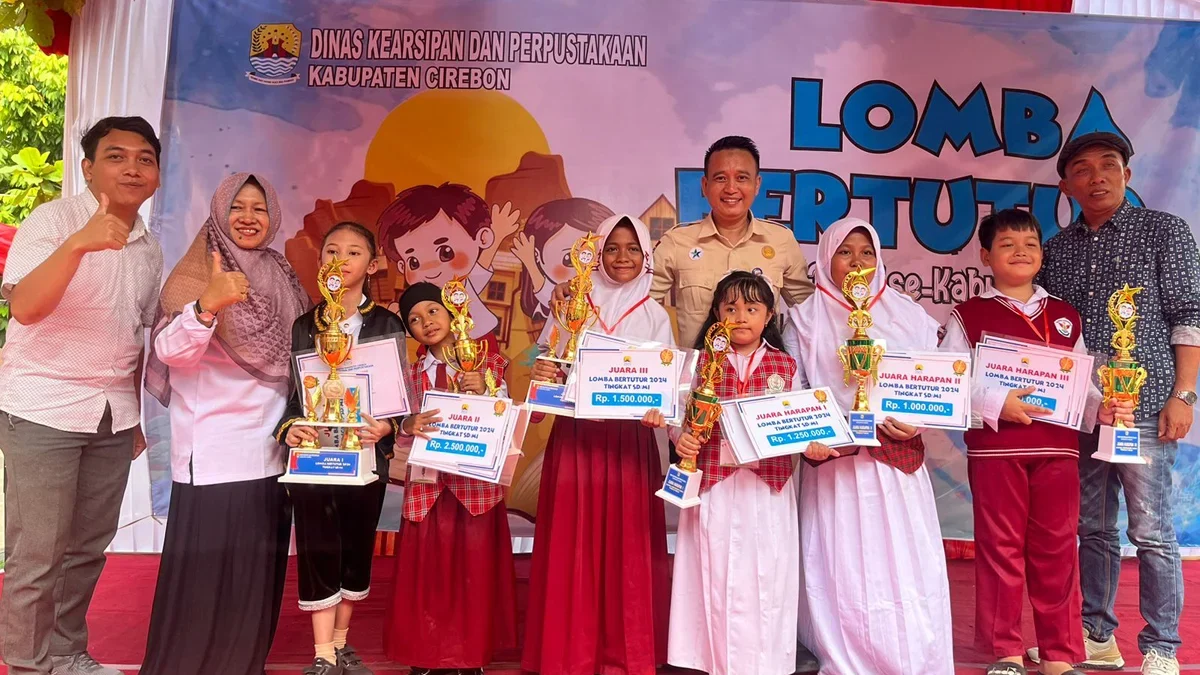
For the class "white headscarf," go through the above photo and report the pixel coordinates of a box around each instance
[539,213,674,347]
[786,217,939,411]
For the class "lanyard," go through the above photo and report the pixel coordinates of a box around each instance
[997,297,1051,346]
[587,294,651,335]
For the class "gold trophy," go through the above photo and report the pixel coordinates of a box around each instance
[543,232,602,363]
[526,232,601,416]
[439,277,498,394]
[1094,284,1149,464]
[280,258,376,486]
[300,375,322,449]
[656,319,736,508]
[836,267,884,447]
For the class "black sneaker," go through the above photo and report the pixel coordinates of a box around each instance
[304,657,343,675]
[335,645,373,674]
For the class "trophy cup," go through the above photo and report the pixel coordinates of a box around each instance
[439,277,491,394]
[280,258,376,486]
[542,232,602,363]
[1094,284,1149,464]
[656,319,736,508]
[526,232,601,415]
[836,267,884,447]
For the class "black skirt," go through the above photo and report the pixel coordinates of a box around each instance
[140,476,292,675]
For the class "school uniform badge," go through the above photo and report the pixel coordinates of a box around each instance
[767,374,787,393]
[689,247,703,260]
[761,245,775,259]
[1054,317,1073,338]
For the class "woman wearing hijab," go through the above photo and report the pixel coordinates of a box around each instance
[783,218,954,675]
[522,214,673,675]
[141,173,309,675]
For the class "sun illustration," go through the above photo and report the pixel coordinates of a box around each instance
[365,90,550,196]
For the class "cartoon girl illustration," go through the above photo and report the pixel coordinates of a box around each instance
[509,198,614,321]
[378,182,520,341]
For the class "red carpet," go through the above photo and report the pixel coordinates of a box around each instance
[0,555,1196,674]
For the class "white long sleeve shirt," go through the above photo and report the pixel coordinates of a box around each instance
[154,303,288,485]
[940,286,1103,432]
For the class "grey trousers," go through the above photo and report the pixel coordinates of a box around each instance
[0,408,133,675]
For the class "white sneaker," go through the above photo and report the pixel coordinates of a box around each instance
[1141,649,1180,675]
[50,653,122,675]
[1026,628,1125,670]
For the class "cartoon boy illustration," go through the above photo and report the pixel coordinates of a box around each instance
[378,182,520,340]
[508,197,614,321]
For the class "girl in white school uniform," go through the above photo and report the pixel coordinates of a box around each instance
[664,270,801,675]
[783,217,954,675]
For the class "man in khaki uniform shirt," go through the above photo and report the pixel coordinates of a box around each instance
[653,135,813,348]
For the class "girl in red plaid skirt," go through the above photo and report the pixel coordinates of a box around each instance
[384,281,517,675]
[522,215,674,675]
[663,271,802,675]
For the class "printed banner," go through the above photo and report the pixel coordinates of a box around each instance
[145,0,1200,546]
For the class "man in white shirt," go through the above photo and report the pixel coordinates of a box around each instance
[0,117,163,675]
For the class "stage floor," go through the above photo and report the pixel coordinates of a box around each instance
[0,555,1195,674]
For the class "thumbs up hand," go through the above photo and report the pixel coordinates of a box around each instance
[69,193,132,253]
[198,251,250,314]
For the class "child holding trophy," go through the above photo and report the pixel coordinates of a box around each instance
[941,209,1131,675]
[664,270,800,675]
[274,222,406,675]
[783,218,953,675]
[384,280,517,675]
[522,215,675,675]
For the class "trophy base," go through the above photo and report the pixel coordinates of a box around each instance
[655,464,703,509]
[848,411,881,447]
[1093,424,1146,464]
[536,352,572,365]
[279,447,379,486]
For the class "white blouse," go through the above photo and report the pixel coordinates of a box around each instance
[153,303,288,486]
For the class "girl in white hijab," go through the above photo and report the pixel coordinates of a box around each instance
[523,214,674,675]
[783,217,954,675]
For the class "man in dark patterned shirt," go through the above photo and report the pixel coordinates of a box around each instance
[1035,132,1200,675]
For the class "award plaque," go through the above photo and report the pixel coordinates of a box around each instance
[1094,284,1148,464]
[281,258,376,486]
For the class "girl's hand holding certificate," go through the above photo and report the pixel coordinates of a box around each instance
[878,416,919,441]
[402,409,443,440]
[804,441,840,461]
[641,408,668,429]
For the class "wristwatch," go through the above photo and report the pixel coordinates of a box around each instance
[194,300,216,324]
[1172,390,1197,406]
